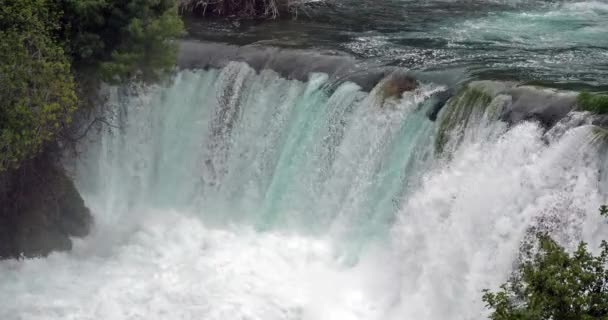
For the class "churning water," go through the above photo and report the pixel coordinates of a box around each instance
[190,0,608,88]
[2,1,608,320]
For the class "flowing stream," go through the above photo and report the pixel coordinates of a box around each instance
[2,1,608,319]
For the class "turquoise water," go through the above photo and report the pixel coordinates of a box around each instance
[77,64,443,248]
[2,63,608,319]
[2,2,608,319]
[188,0,608,88]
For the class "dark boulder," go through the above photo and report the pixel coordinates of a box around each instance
[0,150,92,259]
[427,89,453,121]
[501,86,577,128]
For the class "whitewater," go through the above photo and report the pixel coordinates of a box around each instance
[2,1,608,318]
[1,59,607,320]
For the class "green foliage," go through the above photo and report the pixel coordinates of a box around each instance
[99,2,184,82]
[578,91,608,114]
[0,0,77,171]
[483,208,608,320]
[59,0,184,83]
[0,0,184,171]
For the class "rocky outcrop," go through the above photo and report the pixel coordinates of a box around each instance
[433,81,582,155]
[0,149,92,259]
[435,81,579,129]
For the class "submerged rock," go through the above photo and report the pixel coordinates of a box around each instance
[0,150,92,259]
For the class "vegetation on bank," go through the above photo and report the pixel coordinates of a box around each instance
[179,0,305,18]
[0,1,77,171]
[0,0,183,171]
[180,0,280,17]
[483,207,608,320]
[578,91,608,114]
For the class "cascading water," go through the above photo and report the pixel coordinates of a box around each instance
[1,60,607,320]
[76,62,445,259]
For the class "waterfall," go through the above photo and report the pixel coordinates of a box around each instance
[1,62,607,320]
[76,63,444,247]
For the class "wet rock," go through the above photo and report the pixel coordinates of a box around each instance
[427,89,453,121]
[380,73,418,100]
[438,81,578,129]
[0,150,92,259]
[591,114,608,127]
[501,86,577,128]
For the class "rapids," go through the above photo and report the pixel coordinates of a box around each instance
[2,1,608,320]
[2,62,607,320]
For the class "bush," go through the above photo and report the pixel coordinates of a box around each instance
[483,208,608,320]
[577,91,608,114]
[58,0,184,83]
[0,0,184,170]
[0,0,77,171]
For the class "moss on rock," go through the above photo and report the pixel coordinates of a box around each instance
[577,91,608,114]
[435,84,495,154]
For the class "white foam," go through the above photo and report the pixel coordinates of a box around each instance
[2,67,607,320]
[389,122,608,319]
[0,211,397,320]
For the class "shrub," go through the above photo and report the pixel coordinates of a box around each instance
[0,0,184,170]
[0,0,77,171]
[58,0,184,83]
[483,208,608,320]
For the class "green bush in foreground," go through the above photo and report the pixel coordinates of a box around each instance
[483,207,608,320]
[578,91,608,114]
